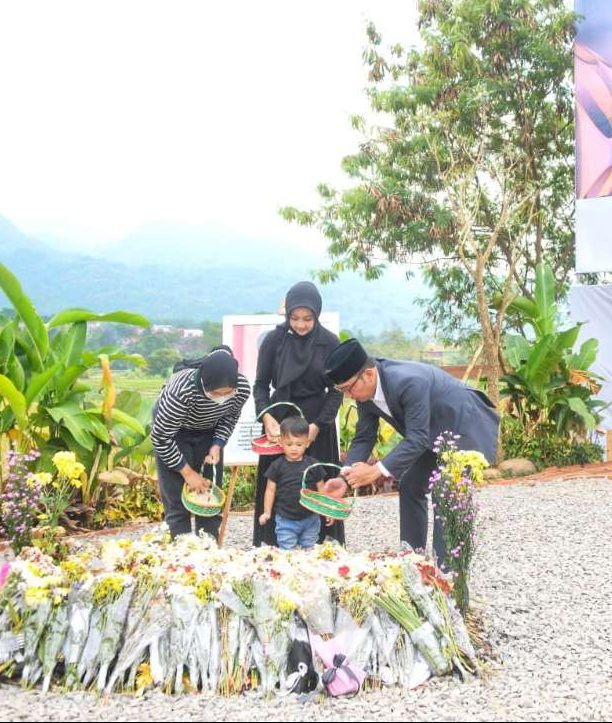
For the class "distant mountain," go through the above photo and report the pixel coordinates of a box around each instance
[0,214,429,334]
[102,221,320,273]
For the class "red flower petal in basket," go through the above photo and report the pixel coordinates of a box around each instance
[251,435,284,455]
[338,565,350,577]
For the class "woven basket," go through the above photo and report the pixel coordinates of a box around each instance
[181,465,225,517]
[251,401,304,455]
[299,463,355,520]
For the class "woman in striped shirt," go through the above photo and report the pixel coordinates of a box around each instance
[151,346,250,539]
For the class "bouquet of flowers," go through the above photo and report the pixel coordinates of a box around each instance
[429,432,487,613]
[0,524,481,697]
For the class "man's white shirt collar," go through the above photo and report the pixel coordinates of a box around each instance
[372,370,393,480]
[373,371,392,418]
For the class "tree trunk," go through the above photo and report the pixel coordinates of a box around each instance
[474,267,501,408]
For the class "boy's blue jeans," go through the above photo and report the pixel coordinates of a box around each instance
[275,513,321,550]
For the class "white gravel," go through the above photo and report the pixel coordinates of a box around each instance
[1,478,611,722]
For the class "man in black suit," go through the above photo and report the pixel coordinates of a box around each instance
[325,338,499,567]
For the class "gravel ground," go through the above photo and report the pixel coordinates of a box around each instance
[1,477,611,722]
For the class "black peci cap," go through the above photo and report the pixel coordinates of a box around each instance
[324,338,368,384]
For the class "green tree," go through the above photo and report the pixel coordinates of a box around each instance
[200,320,223,350]
[281,0,576,405]
[148,347,182,377]
[356,325,429,360]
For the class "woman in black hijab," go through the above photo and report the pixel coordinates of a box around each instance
[252,281,345,546]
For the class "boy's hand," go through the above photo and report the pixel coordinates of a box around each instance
[323,477,349,499]
[259,512,271,525]
[324,516,333,527]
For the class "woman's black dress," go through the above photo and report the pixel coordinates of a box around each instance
[252,323,345,546]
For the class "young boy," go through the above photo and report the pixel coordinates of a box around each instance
[258,416,326,550]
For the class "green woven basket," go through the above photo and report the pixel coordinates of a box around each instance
[299,462,356,520]
[181,465,225,517]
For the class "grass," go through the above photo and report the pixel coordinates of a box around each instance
[85,372,165,400]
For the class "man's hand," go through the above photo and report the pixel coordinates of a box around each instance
[345,462,382,489]
[259,512,271,525]
[204,444,221,465]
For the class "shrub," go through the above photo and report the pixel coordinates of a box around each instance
[501,416,603,470]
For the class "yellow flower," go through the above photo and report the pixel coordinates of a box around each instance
[135,663,154,693]
[195,577,213,604]
[26,472,52,488]
[274,595,296,620]
[318,541,338,561]
[92,574,126,605]
[440,449,488,486]
[24,586,50,607]
[52,451,85,480]
[52,587,70,606]
[181,570,197,587]
[60,558,90,584]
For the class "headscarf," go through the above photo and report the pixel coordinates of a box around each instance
[199,346,238,391]
[275,281,325,394]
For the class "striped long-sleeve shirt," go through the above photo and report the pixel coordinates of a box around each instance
[151,368,251,470]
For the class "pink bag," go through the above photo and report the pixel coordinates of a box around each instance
[321,652,364,697]
[310,634,366,697]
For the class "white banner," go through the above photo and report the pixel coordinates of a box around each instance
[569,285,612,430]
[575,198,612,272]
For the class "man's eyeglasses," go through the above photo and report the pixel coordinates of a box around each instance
[334,372,364,395]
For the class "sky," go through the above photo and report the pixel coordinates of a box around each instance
[0,0,420,254]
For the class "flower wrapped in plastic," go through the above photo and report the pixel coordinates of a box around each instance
[294,571,335,638]
[95,574,135,690]
[372,563,451,678]
[63,584,94,689]
[0,565,25,674]
[40,596,70,692]
[251,577,295,695]
[163,583,200,694]
[76,572,132,688]
[105,575,168,693]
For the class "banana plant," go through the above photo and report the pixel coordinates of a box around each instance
[501,264,607,436]
[0,262,150,472]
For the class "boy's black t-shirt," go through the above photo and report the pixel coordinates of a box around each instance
[266,455,322,520]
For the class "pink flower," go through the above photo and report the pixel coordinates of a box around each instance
[0,561,10,588]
